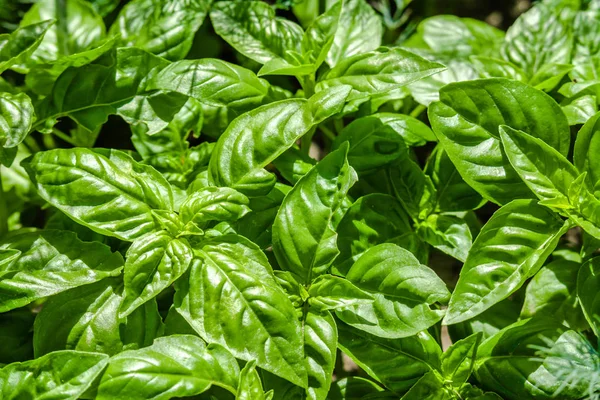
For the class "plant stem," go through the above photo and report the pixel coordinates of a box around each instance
[333,118,344,134]
[52,127,78,146]
[301,74,316,98]
[55,0,68,56]
[410,104,426,118]
[319,125,336,141]
[0,169,7,239]
[24,136,41,153]
[301,128,315,155]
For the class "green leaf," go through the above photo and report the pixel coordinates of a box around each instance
[97,335,239,399]
[231,183,291,249]
[417,213,473,262]
[326,0,383,67]
[174,235,307,387]
[0,230,123,312]
[148,59,276,111]
[471,56,528,81]
[522,257,588,330]
[332,115,409,175]
[333,194,423,275]
[237,361,268,400]
[316,47,445,101]
[0,20,54,74]
[500,125,579,202]
[33,278,125,356]
[529,62,573,92]
[308,274,373,311]
[209,86,351,197]
[337,322,441,393]
[210,0,303,65]
[0,350,108,399]
[301,1,341,70]
[424,146,485,212]
[444,199,569,325]
[180,187,250,228]
[336,243,450,338]
[23,148,174,241]
[475,318,596,400]
[574,111,600,196]
[272,144,357,284]
[328,377,392,400]
[577,256,600,336]
[110,0,211,61]
[20,0,105,65]
[0,309,34,364]
[501,3,572,78]
[388,157,437,220]
[33,47,188,134]
[273,147,317,185]
[0,92,35,150]
[429,78,570,205]
[562,95,597,126]
[121,232,192,318]
[441,332,482,387]
[400,371,451,400]
[304,310,337,400]
[448,298,520,342]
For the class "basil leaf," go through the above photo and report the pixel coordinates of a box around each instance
[110,0,211,61]
[209,86,351,197]
[440,332,482,387]
[273,144,357,284]
[24,148,174,241]
[308,274,373,311]
[0,230,123,312]
[0,350,108,399]
[577,257,600,336]
[180,187,250,227]
[336,243,450,338]
[301,2,341,71]
[0,92,35,150]
[444,199,570,325]
[97,335,239,399]
[304,309,337,400]
[429,78,570,205]
[388,156,437,220]
[0,309,34,364]
[326,0,383,67]
[337,322,441,393]
[574,111,600,197]
[210,0,304,65]
[237,361,269,400]
[121,232,192,317]
[174,235,307,387]
[417,213,473,263]
[0,20,54,74]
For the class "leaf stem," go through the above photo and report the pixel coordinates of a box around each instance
[52,127,78,146]
[409,104,426,118]
[333,118,344,134]
[319,125,336,141]
[301,128,315,155]
[0,168,7,239]
[24,136,41,153]
[301,74,316,98]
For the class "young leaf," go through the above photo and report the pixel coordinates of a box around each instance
[337,322,441,393]
[0,350,108,399]
[400,371,451,400]
[334,194,424,275]
[237,361,268,400]
[326,0,383,67]
[209,86,351,197]
[500,126,578,202]
[121,232,193,318]
[272,144,357,284]
[0,20,54,74]
[110,0,211,61]
[440,332,482,387]
[174,235,307,387]
[429,78,570,205]
[444,199,570,325]
[97,335,240,399]
[336,243,450,338]
[388,157,437,220]
[180,187,250,228]
[301,2,341,70]
[210,0,304,65]
[23,148,174,241]
[0,230,123,312]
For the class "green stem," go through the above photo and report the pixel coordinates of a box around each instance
[24,136,41,153]
[409,104,426,118]
[0,169,7,239]
[301,74,316,98]
[52,127,78,146]
[333,118,344,134]
[55,0,68,56]
[301,129,315,155]
[319,125,336,141]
